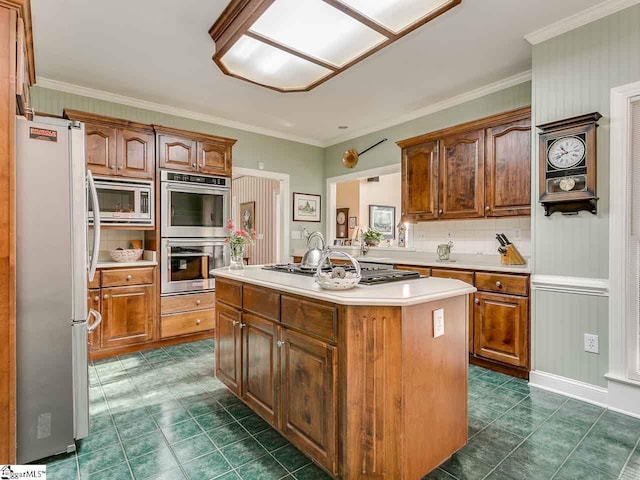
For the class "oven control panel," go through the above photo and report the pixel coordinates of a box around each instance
[165,171,228,187]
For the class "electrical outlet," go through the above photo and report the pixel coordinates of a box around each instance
[584,334,599,354]
[258,161,265,170]
[513,228,522,241]
[416,231,426,240]
[433,309,445,338]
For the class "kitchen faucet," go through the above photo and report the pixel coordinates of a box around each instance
[355,227,369,256]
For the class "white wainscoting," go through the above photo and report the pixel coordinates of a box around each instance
[530,275,609,296]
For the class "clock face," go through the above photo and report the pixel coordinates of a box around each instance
[547,136,586,169]
[337,212,346,224]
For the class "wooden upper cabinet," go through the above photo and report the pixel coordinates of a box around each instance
[157,132,197,172]
[101,284,155,349]
[155,125,237,176]
[402,141,439,221]
[198,140,231,176]
[117,129,155,179]
[474,292,529,368]
[85,122,117,176]
[485,118,531,217]
[439,129,485,219]
[280,328,338,475]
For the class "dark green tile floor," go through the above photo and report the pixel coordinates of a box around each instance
[37,341,640,480]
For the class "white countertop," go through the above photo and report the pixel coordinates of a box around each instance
[213,266,476,307]
[97,260,157,269]
[292,249,530,274]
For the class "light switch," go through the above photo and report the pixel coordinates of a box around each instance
[433,308,445,338]
[291,231,301,240]
[257,233,264,240]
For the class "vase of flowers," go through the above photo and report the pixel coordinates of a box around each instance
[363,228,384,247]
[226,219,256,271]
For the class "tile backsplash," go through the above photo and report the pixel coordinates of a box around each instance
[410,217,531,257]
[90,229,145,253]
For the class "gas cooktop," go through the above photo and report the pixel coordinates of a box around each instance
[262,263,422,285]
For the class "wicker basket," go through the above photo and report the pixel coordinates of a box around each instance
[109,249,144,263]
[314,251,361,290]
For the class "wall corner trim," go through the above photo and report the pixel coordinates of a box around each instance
[530,275,609,296]
[524,0,640,45]
[529,371,608,407]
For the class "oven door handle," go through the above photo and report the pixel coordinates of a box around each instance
[169,252,214,257]
[165,183,229,193]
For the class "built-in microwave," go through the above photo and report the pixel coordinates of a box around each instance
[89,177,154,226]
[161,238,228,295]
[161,170,230,238]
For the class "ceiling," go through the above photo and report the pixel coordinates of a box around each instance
[31,0,604,146]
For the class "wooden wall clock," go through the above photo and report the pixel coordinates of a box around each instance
[336,208,349,238]
[537,112,602,216]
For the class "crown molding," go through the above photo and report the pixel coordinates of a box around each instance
[34,77,325,147]
[324,70,532,147]
[524,0,640,45]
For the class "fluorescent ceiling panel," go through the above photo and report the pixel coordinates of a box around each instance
[220,35,332,90]
[339,0,452,33]
[249,0,387,67]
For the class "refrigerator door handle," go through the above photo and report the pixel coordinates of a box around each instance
[87,170,101,281]
[87,308,102,333]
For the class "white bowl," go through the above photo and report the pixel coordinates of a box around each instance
[109,249,143,263]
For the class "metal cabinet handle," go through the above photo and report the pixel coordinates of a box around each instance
[439,209,443,215]
[117,166,123,170]
[474,298,480,305]
[126,275,132,281]
[191,162,196,167]
[110,165,116,170]
[239,323,246,329]
[232,320,239,326]
[196,300,201,305]
[196,319,201,325]
[496,281,502,288]
[485,206,490,211]
[277,340,284,348]
[103,294,109,299]
[93,295,100,302]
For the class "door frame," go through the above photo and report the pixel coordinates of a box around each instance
[232,166,290,263]
[325,164,401,242]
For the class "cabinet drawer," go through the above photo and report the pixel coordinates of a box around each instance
[88,272,101,289]
[243,285,280,321]
[216,278,243,308]
[101,267,154,287]
[161,292,215,314]
[430,268,474,285]
[395,265,431,276]
[476,273,528,296]
[281,295,337,344]
[161,309,215,338]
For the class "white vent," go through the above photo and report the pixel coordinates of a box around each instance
[629,96,640,381]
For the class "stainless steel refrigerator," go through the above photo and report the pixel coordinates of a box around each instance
[15,116,102,463]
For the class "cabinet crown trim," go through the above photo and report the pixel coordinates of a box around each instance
[397,106,531,149]
[64,109,154,133]
[152,124,237,146]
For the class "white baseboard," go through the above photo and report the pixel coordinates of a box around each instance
[606,375,640,419]
[529,370,608,406]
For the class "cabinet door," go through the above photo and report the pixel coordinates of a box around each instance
[280,328,337,475]
[474,292,529,368]
[198,141,231,176]
[157,133,197,172]
[85,122,117,176]
[88,289,101,351]
[439,130,485,219]
[485,119,531,217]
[117,129,155,179]
[402,141,439,221]
[215,303,242,395]
[101,285,154,348]
[242,313,279,425]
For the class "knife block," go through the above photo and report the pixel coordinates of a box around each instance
[500,244,526,265]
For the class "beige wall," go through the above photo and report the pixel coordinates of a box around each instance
[232,176,280,265]
[336,180,359,237]
[358,173,402,234]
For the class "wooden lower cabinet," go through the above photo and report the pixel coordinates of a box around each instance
[101,284,155,349]
[88,289,101,351]
[280,328,337,474]
[474,292,529,368]
[215,302,242,395]
[242,313,279,425]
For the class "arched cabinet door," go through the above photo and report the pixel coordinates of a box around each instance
[85,122,117,176]
[157,132,197,172]
[117,129,155,179]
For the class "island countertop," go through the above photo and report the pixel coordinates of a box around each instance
[213,265,476,306]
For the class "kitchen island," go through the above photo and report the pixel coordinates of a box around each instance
[213,266,476,480]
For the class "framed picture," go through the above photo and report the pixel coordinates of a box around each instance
[348,216,357,229]
[240,201,255,231]
[293,192,321,222]
[369,205,396,239]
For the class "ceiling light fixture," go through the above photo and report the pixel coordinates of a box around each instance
[209,0,461,93]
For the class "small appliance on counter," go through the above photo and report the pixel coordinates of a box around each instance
[496,233,526,265]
